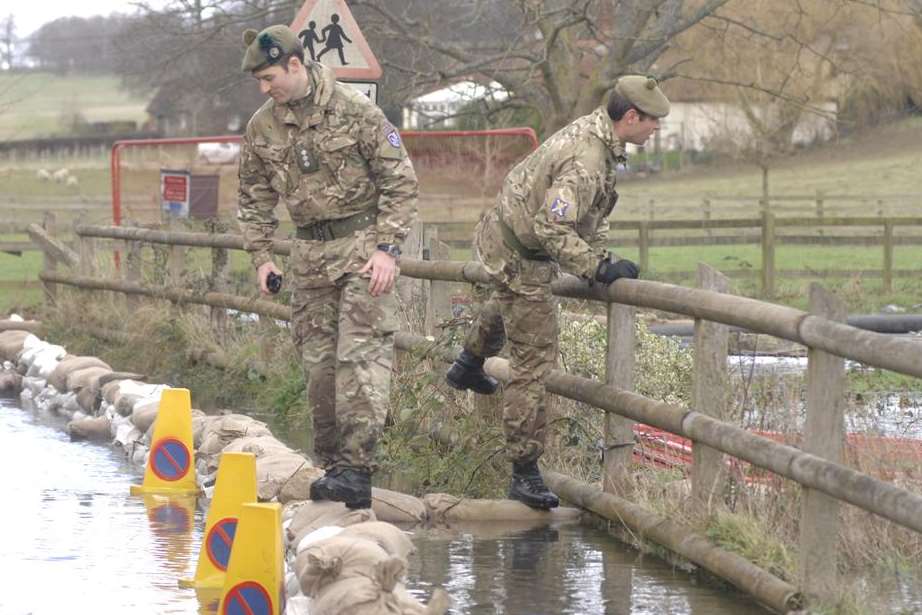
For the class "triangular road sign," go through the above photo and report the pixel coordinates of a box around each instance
[290,0,382,80]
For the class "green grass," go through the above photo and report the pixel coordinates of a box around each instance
[0,72,151,140]
[618,116,922,207]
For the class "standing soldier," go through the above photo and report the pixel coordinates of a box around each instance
[446,76,670,509]
[238,25,418,509]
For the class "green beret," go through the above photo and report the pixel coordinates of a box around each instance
[241,25,301,72]
[614,75,671,118]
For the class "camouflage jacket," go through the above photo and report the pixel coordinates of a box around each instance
[480,106,625,283]
[237,61,418,270]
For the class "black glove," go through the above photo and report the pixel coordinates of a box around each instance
[594,256,639,284]
[266,272,283,294]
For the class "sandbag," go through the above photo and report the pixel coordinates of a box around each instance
[222,435,292,458]
[255,453,323,501]
[0,330,31,362]
[75,386,99,414]
[0,370,21,395]
[372,488,428,524]
[192,413,214,448]
[199,414,272,456]
[217,435,293,475]
[288,500,376,546]
[67,416,112,442]
[311,575,449,615]
[47,357,110,392]
[338,521,415,559]
[101,379,147,405]
[131,402,159,434]
[423,493,583,523]
[66,366,112,393]
[294,535,396,597]
[115,393,144,417]
[278,464,326,504]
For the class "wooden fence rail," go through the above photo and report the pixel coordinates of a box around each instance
[30,221,922,610]
[430,214,922,297]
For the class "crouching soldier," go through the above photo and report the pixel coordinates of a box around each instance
[446,76,670,509]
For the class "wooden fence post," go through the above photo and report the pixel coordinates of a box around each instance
[815,190,825,237]
[76,215,97,278]
[398,221,425,330]
[603,301,635,495]
[638,222,650,275]
[210,221,230,341]
[124,234,142,311]
[761,211,776,299]
[41,212,58,305]
[423,227,452,336]
[702,198,712,238]
[799,283,846,604]
[883,220,894,295]
[647,198,655,223]
[691,263,730,514]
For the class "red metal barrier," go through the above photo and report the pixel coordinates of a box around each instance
[109,128,539,227]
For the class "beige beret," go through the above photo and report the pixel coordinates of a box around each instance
[241,25,301,72]
[614,75,671,118]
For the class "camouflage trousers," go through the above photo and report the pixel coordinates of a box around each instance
[291,272,398,472]
[463,276,559,464]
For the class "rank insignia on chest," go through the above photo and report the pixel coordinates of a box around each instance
[550,197,571,218]
[294,143,319,173]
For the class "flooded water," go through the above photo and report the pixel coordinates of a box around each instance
[0,396,769,614]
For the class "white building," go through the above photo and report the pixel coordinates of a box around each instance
[402,81,508,129]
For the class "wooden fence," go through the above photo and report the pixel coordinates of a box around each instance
[432,213,922,298]
[24,218,922,612]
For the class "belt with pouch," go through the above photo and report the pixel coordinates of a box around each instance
[497,215,552,261]
[296,209,377,242]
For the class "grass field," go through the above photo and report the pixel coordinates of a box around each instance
[0,72,151,140]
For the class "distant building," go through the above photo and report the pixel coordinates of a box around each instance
[402,81,508,129]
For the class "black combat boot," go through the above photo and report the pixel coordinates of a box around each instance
[508,460,559,510]
[446,349,499,395]
[309,466,372,509]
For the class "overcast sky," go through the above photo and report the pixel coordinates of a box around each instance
[10,1,165,38]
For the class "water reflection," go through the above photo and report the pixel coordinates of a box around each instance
[404,522,767,614]
[0,399,204,614]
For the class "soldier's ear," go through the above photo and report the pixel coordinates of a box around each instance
[242,29,259,47]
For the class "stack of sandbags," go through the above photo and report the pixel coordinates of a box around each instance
[287,501,448,615]
[16,337,66,410]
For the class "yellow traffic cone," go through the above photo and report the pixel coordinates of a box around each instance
[130,388,199,496]
[180,452,258,589]
[217,503,284,615]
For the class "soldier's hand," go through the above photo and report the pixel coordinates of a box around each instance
[359,251,397,297]
[256,261,283,295]
[595,257,639,285]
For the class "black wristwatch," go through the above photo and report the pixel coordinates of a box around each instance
[376,243,401,258]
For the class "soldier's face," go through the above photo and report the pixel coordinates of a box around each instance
[253,62,302,103]
[620,109,661,145]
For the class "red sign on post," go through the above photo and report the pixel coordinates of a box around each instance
[161,170,191,218]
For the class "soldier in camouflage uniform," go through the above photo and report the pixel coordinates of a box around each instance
[446,76,670,509]
[237,25,418,509]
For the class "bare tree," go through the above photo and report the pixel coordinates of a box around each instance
[352,0,732,134]
[0,14,15,70]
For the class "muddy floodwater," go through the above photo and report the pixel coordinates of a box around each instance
[1,396,772,614]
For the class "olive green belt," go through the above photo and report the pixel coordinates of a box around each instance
[296,209,377,242]
[497,215,552,261]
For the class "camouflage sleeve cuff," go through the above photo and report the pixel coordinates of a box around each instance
[250,250,274,269]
